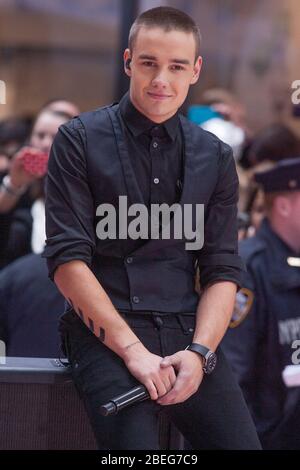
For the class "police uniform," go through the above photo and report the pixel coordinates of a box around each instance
[43,93,261,449]
[222,158,300,449]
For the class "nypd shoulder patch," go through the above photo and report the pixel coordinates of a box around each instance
[229,288,254,328]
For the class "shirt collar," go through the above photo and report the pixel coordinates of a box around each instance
[119,92,179,141]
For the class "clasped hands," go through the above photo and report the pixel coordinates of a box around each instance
[124,344,204,406]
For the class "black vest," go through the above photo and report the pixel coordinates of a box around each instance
[77,104,222,312]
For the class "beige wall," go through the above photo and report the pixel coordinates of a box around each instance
[186,0,300,134]
[0,6,119,119]
[1,0,300,135]
[163,0,300,134]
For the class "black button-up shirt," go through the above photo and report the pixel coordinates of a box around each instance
[119,93,183,208]
[44,93,243,312]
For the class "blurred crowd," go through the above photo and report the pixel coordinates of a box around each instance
[0,90,300,449]
[0,99,79,357]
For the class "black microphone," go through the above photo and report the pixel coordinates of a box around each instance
[100,385,150,416]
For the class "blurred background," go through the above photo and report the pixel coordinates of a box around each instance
[1,0,300,134]
[1,0,300,451]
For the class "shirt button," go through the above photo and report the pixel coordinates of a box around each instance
[126,257,133,264]
[153,178,159,184]
[153,142,158,149]
[132,296,140,304]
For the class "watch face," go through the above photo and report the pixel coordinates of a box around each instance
[204,352,217,374]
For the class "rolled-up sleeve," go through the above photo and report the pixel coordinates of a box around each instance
[198,143,245,288]
[43,120,96,281]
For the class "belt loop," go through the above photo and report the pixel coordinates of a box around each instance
[151,314,164,330]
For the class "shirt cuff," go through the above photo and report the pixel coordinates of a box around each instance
[199,265,244,290]
[197,253,245,270]
[42,243,94,281]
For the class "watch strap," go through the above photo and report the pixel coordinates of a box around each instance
[186,343,210,358]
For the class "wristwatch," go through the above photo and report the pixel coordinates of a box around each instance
[185,343,217,374]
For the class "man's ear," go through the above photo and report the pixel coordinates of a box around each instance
[124,48,132,77]
[275,195,291,218]
[190,56,203,85]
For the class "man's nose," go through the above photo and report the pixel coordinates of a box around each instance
[151,69,169,88]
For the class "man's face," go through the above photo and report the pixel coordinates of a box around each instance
[272,190,300,252]
[124,26,202,123]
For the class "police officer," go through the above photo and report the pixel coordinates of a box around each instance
[44,7,260,449]
[222,157,300,449]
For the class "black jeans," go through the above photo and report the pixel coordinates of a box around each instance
[60,309,261,450]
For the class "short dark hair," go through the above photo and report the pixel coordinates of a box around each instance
[129,6,201,61]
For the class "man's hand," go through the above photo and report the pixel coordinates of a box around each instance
[156,350,204,405]
[123,342,177,401]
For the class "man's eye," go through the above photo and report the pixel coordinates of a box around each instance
[171,65,184,71]
[142,61,155,67]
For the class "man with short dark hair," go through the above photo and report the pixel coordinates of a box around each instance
[222,158,300,449]
[44,7,261,449]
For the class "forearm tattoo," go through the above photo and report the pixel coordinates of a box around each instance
[67,297,106,342]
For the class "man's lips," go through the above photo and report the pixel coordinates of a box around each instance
[147,92,172,100]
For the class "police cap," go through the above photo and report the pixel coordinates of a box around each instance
[254,157,300,193]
